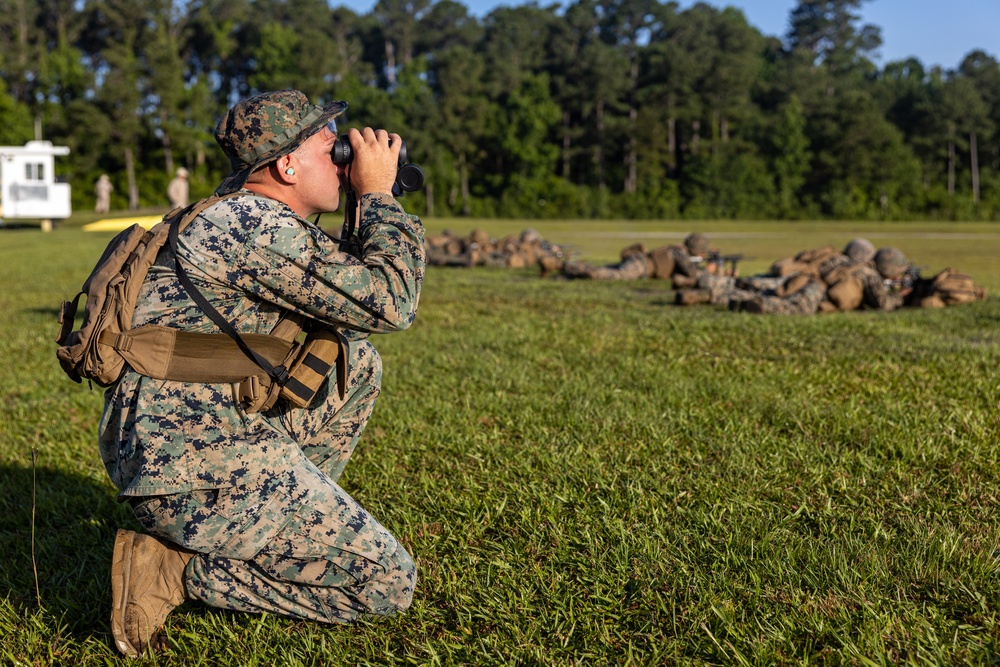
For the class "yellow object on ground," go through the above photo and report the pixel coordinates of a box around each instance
[83,216,162,232]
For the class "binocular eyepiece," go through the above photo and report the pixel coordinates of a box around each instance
[331,137,424,196]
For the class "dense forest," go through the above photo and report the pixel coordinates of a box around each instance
[0,0,997,220]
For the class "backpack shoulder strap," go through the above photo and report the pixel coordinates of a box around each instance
[168,192,290,386]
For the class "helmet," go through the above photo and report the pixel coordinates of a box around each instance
[519,228,542,244]
[469,228,491,247]
[843,238,875,263]
[874,247,908,279]
[684,233,710,257]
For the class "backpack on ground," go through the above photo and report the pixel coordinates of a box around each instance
[769,245,838,277]
[823,264,866,312]
[917,268,987,307]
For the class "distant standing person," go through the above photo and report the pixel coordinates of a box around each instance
[95,174,113,214]
[167,167,189,208]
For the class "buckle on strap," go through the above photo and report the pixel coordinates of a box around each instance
[113,333,133,353]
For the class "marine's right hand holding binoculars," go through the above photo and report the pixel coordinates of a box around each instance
[333,127,423,197]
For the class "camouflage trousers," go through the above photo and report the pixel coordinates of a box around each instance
[698,272,826,314]
[695,274,784,305]
[129,340,416,624]
[733,279,826,314]
[426,246,476,267]
[562,253,650,280]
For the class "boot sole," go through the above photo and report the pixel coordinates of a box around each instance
[110,529,140,657]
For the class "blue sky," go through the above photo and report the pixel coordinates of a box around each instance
[339,0,998,70]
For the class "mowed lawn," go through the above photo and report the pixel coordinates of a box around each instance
[2,218,999,665]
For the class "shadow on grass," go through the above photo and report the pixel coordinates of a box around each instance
[28,306,63,318]
[0,223,45,231]
[0,462,135,641]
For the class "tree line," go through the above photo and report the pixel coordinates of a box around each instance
[0,0,997,221]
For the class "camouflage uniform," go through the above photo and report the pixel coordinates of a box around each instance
[424,228,482,267]
[861,266,906,310]
[668,233,712,287]
[427,228,563,270]
[561,248,651,280]
[99,188,425,621]
[690,273,784,306]
[728,240,903,314]
[732,276,826,314]
[558,236,705,283]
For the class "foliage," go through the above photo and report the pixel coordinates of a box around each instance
[0,0,997,220]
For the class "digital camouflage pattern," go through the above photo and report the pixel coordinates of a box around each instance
[214,90,348,196]
[683,233,711,257]
[734,278,826,314]
[691,248,905,314]
[843,238,876,263]
[693,272,822,313]
[561,252,650,280]
[695,273,776,305]
[664,245,704,285]
[873,246,908,280]
[549,236,979,316]
[556,243,704,283]
[425,228,566,269]
[99,190,424,622]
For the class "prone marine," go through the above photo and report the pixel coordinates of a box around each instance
[676,238,986,313]
[546,232,734,286]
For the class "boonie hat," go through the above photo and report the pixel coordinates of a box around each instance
[214,89,347,195]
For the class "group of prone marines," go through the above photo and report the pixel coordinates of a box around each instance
[426,229,986,314]
[425,227,566,269]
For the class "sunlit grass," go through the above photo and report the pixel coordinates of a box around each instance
[2,223,998,665]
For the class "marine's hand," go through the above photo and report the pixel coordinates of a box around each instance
[347,127,400,196]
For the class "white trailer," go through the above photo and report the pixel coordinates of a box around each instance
[0,140,72,220]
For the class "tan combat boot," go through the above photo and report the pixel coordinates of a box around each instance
[672,274,699,289]
[111,529,194,656]
[675,289,711,306]
[737,298,765,314]
[538,256,564,278]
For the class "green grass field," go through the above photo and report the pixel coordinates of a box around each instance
[2,219,1000,665]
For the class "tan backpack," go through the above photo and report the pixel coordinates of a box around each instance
[55,195,345,410]
[823,264,865,311]
[647,245,678,280]
[918,268,987,307]
[770,245,838,277]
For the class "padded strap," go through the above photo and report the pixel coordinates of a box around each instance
[100,326,294,383]
[168,195,289,385]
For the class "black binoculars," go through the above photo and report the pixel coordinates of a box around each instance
[331,137,424,196]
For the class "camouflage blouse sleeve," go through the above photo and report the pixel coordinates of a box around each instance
[861,269,904,311]
[233,193,426,334]
[671,246,702,278]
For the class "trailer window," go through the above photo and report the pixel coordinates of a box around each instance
[25,162,45,180]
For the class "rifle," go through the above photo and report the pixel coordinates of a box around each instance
[888,265,925,291]
[707,252,746,276]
